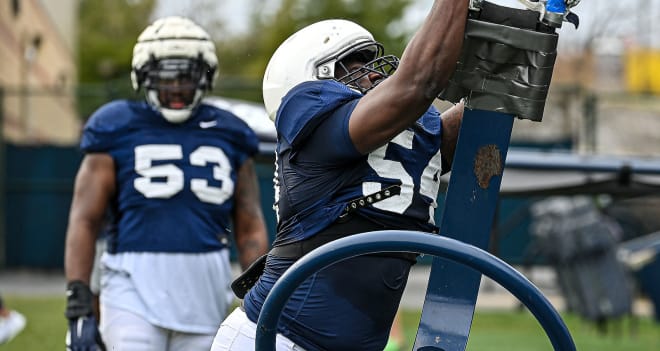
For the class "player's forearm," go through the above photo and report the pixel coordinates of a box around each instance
[64,222,99,284]
[397,0,469,99]
[440,100,464,169]
[233,159,269,269]
[234,208,268,270]
[236,229,268,270]
[349,0,469,153]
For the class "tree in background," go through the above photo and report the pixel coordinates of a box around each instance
[77,0,413,108]
[77,0,156,118]
[78,0,156,83]
[212,0,413,102]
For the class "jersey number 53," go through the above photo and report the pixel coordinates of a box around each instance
[133,144,233,205]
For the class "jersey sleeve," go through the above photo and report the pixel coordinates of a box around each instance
[236,123,260,165]
[243,127,260,157]
[296,99,361,163]
[275,81,361,148]
[80,100,134,153]
[202,104,261,164]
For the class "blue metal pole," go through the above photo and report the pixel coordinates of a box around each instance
[254,231,576,351]
[414,109,514,350]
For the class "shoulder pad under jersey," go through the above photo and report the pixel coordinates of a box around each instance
[80,100,151,152]
[277,80,361,146]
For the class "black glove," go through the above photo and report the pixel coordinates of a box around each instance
[66,316,105,351]
[65,281,106,351]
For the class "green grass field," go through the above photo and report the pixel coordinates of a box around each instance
[399,309,660,351]
[2,295,659,350]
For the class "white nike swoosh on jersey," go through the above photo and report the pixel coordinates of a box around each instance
[199,120,218,128]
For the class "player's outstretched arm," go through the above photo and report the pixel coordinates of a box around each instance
[232,158,269,270]
[349,0,469,154]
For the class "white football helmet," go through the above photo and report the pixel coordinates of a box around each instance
[131,16,218,123]
[262,19,399,121]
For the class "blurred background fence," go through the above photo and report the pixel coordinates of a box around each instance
[3,82,660,270]
[3,3,660,326]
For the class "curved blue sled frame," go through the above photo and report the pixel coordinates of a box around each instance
[255,230,576,351]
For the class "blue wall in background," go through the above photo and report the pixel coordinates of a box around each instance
[2,144,535,269]
[5,145,82,268]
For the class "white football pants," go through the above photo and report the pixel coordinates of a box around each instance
[210,307,306,351]
[100,304,215,351]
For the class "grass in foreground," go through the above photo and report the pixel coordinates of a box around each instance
[2,295,67,350]
[400,309,660,351]
[2,295,659,350]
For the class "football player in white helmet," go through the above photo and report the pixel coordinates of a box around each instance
[64,16,269,351]
[131,16,219,123]
[261,19,399,120]
[211,1,469,350]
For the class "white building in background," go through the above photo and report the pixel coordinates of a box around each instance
[0,0,80,145]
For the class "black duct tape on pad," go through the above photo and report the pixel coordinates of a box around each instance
[439,1,559,121]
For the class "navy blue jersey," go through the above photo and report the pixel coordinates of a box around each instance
[272,80,444,246]
[244,80,445,351]
[81,100,259,253]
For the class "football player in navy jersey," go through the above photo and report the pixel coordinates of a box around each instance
[211,1,469,350]
[63,16,269,351]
